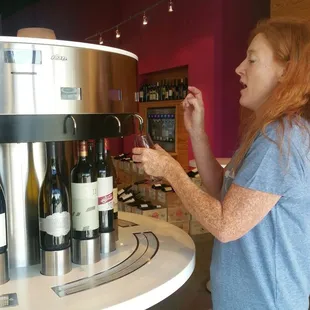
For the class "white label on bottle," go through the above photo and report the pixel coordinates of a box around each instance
[164,186,173,192]
[97,177,113,211]
[118,189,125,196]
[126,198,135,203]
[122,193,133,200]
[192,168,198,173]
[39,211,70,237]
[0,213,6,247]
[113,188,118,213]
[71,182,99,231]
[140,204,148,208]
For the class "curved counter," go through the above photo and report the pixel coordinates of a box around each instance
[0,212,196,310]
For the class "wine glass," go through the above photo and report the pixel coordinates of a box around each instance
[134,133,162,184]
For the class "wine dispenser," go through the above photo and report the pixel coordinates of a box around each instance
[0,36,139,275]
[0,250,9,285]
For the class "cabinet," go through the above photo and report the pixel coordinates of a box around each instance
[138,66,189,168]
[139,100,188,169]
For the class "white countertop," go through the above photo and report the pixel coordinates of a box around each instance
[0,212,195,310]
[0,36,138,60]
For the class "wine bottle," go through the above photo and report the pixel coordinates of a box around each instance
[104,139,119,240]
[87,139,96,166]
[96,139,114,234]
[0,184,7,255]
[71,141,99,241]
[39,142,71,252]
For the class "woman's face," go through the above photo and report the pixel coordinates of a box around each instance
[235,33,285,111]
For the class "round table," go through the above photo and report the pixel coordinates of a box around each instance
[0,212,196,310]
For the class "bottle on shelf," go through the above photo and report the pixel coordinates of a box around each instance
[38,142,72,276]
[139,77,188,102]
[160,80,166,101]
[174,79,180,100]
[0,183,9,285]
[139,84,144,103]
[71,140,100,265]
[183,77,188,98]
[104,138,119,241]
[96,139,116,254]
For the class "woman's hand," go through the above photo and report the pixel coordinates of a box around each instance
[183,86,205,136]
[132,144,179,179]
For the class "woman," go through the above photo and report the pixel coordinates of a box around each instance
[133,18,310,310]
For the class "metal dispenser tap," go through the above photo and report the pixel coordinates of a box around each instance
[124,113,144,134]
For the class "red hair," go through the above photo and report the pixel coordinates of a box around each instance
[233,17,310,171]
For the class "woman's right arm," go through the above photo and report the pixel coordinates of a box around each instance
[190,132,224,200]
[183,86,224,200]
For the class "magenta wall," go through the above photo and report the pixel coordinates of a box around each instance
[116,0,216,159]
[114,0,268,158]
[2,0,269,160]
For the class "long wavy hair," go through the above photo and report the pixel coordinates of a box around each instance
[233,17,310,172]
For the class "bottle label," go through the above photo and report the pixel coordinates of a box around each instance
[97,177,113,211]
[122,193,133,201]
[39,211,70,237]
[71,182,99,231]
[0,213,6,248]
[164,186,173,192]
[118,188,125,196]
[113,188,118,213]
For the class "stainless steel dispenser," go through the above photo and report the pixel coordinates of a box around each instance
[0,251,9,284]
[0,36,139,271]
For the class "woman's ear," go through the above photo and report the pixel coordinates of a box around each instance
[277,62,288,82]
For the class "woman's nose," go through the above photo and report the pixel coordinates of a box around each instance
[235,60,246,76]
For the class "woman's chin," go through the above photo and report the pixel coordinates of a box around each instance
[239,101,256,113]
[239,98,250,108]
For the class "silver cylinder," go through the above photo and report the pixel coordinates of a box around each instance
[0,143,45,268]
[0,251,9,285]
[72,237,100,265]
[0,37,138,115]
[114,218,119,241]
[40,248,72,276]
[100,231,116,254]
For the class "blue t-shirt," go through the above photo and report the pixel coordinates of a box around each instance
[211,121,310,310]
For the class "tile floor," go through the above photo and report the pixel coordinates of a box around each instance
[150,233,214,310]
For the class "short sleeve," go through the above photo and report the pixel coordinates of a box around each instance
[233,124,306,197]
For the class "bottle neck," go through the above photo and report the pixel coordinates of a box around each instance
[97,139,105,161]
[46,142,58,174]
[78,141,88,161]
[104,138,110,153]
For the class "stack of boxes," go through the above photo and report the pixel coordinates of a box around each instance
[112,155,208,236]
